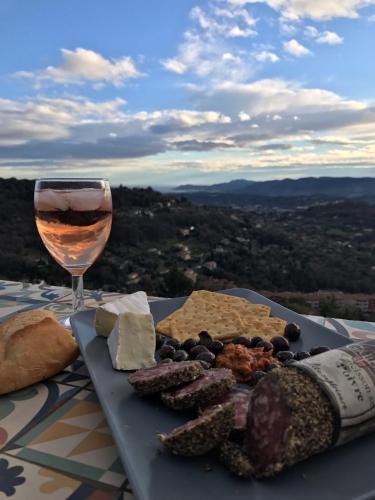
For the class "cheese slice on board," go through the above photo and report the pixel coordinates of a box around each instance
[107,312,156,370]
[95,291,150,337]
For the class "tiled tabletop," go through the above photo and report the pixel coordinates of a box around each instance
[1,280,375,499]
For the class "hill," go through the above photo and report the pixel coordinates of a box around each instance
[174,177,375,207]
[175,179,256,192]
[1,177,375,308]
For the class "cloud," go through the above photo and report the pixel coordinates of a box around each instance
[283,39,312,56]
[191,78,368,132]
[305,26,344,44]
[171,139,233,151]
[134,109,231,132]
[0,135,167,160]
[161,3,257,82]
[161,30,251,82]
[253,50,280,62]
[257,143,292,150]
[238,111,251,121]
[228,0,375,21]
[304,26,319,37]
[316,31,344,44]
[0,96,126,146]
[279,21,298,36]
[16,48,141,88]
[161,58,187,74]
[190,5,257,38]
[0,95,235,161]
[1,80,374,180]
[226,25,256,37]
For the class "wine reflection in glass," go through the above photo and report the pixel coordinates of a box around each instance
[34,178,112,319]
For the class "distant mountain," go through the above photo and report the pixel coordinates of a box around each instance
[174,179,256,192]
[175,177,375,198]
[244,177,375,198]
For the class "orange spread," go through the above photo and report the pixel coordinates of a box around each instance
[216,344,278,382]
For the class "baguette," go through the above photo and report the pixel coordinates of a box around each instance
[0,309,79,395]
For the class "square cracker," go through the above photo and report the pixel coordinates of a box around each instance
[156,290,270,334]
[155,290,274,340]
[218,317,287,342]
[169,309,246,342]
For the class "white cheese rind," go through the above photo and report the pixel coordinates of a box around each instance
[107,312,156,370]
[95,291,150,337]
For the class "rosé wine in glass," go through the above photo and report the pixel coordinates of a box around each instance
[34,178,112,314]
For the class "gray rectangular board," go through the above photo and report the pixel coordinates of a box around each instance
[71,288,375,500]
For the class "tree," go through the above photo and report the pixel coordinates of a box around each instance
[164,267,194,297]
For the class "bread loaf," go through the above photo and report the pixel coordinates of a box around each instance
[0,309,79,395]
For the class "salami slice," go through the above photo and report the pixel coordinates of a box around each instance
[128,361,204,395]
[217,440,253,478]
[161,368,236,410]
[201,387,253,436]
[159,402,235,456]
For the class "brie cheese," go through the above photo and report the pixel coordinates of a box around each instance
[95,291,150,337]
[107,312,156,370]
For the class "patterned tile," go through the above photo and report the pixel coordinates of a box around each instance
[0,383,80,449]
[10,391,127,487]
[0,283,70,304]
[3,279,375,500]
[334,318,375,340]
[51,359,91,388]
[0,300,33,319]
[305,315,338,330]
[0,281,29,295]
[0,453,121,499]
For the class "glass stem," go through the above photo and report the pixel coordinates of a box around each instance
[72,275,84,314]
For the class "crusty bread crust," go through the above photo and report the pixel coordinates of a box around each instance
[0,310,79,395]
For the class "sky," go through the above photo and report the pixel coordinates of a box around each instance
[0,0,375,186]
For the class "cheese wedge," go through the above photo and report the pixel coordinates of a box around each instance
[107,312,156,370]
[95,291,150,337]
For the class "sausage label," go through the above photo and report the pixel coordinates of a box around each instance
[295,340,375,446]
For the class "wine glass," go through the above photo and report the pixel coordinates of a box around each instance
[34,178,112,317]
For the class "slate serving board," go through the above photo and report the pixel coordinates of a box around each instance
[71,288,375,500]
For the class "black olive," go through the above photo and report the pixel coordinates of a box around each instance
[310,346,330,356]
[198,331,213,347]
[276,351,294,363]
[250,336,263,348]
[249,370,266,386]
[173,349,189,362]
[232,337,252,348]
[189,345,209,359]
[156,333,165,349]
[165,338,181,349]
[294,351,311,361]
[182,338,197,351]
[208,340,224,354]
[257,340,273,352]
[270,335,290,353]
[284,323,301,342]
[196,351,216,365]
[158,345,176,359]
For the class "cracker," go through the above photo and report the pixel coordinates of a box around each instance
[219,317,287,342]
[169,309,246,342]
[155,290,277,342]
